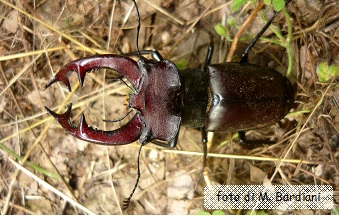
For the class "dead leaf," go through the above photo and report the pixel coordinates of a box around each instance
[167,170,194,199]
[314,164,324,177]
[3,11,20,33]
[250,164,266,183]
[167,199,189,215]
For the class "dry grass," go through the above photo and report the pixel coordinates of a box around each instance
[0,0,338,214]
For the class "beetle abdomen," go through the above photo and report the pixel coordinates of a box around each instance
[206,63,294,132]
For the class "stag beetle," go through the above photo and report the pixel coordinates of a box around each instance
[45,0,294,209]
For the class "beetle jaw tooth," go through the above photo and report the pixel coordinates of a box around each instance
[45,104,77,128]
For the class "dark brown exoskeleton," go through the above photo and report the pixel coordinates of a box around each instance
[45,0,294,209]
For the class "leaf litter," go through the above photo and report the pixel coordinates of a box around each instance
[0,0,338,214]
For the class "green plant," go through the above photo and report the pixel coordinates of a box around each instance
[316,62,339,82]
[197,210,225,215]
[231,0,286,12]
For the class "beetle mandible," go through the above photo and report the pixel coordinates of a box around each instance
[45,0,294,209]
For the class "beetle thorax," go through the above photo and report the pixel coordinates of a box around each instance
[128,59,182,144]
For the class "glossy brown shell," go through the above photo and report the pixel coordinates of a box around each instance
[206,63,294,132]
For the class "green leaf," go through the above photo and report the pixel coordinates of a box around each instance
[272,0,285,11]
[331,206,339,215]
[316,61,339,82]
[212,210,225,215]
[227,18,237,28]
[175,59,189,70]
[230,0,247,12]
[0,143,59,179]
[256,210,268,215]
[263,0,271,5]
[214,23,227,37]
[246,210,268,215]
[196,210,211,215]
[246,210,255,215]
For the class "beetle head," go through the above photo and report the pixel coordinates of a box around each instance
[129,59,181,144]
[45,55,181,145]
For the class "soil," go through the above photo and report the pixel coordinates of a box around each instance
[0,0,338,214]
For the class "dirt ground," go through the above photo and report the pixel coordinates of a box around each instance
[0,0,338,214]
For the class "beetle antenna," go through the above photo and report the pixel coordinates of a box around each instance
[132,0,142,59]
[119,78,136,93]
[108,77,136,93]
[103,110,133,122]
[123,143,144,210]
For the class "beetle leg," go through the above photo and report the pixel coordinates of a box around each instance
[239,11,279,64]
[45,104,143,145]
[124,50,164,61]
[191,128,208,191]
[240,0,293,63]
[200,29,214,73]
[238,131,246,143]
[197,128,208,184]
[238,131,276,147]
